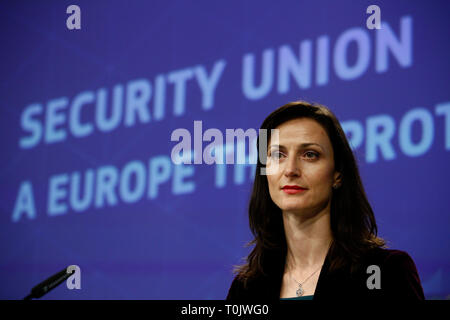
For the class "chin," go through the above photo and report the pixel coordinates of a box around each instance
[279,201,307,212]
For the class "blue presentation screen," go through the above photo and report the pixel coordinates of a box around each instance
[0,0,449,299]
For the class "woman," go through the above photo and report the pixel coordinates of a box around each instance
[227,101,424,300]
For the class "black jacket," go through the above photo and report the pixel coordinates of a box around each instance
[226,247,425,300]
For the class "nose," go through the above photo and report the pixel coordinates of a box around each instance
[284,155,300,178]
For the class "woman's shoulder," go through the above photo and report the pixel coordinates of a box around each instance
[226,272,279,300]
[226,274,261,300]
[361,247,418,267]
[359,247,425,299]
[226,275,245,300]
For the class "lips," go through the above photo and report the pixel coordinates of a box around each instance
[282,185,307,194]
[282,185,307,190]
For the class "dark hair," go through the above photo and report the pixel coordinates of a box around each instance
[235,101,386,284]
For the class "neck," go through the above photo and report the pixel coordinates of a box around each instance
[282,205,333,272]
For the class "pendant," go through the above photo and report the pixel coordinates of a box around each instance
[296,284,304,297]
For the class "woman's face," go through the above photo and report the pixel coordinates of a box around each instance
[266,117,341,216]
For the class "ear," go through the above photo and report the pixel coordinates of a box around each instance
[333,171,343,188]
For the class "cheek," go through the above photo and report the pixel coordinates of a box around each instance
[306,165,335,191]
[266,174,281,202]
[266,174,277,194]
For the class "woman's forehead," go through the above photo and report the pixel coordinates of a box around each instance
[270,118,331,147]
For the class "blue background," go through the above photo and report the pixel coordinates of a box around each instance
[0,0,449,299]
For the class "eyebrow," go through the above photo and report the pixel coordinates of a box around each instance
[269,143,324,152]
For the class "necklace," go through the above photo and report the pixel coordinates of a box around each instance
[291,265,323,297]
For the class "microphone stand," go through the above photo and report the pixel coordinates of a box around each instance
[23,267,74,300]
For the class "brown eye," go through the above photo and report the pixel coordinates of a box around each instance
[270,151,284,159]
[304,151,319,159]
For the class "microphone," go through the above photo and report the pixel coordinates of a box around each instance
[24,266,74,300]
